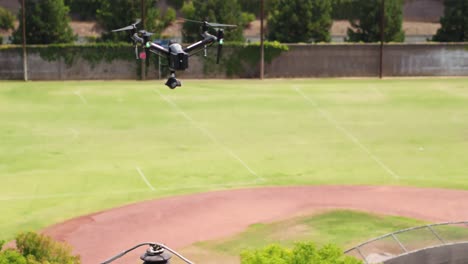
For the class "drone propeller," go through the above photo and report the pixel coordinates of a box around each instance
[111,19,141,32]
[183,18,237,29]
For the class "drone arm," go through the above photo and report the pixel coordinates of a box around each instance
[184,32,217,55]
[147,42,170,57]
[131,33,144,44]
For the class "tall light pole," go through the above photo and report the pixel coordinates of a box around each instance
[379,0,385,79]
[22,0,28,81]
[260,0,264,80]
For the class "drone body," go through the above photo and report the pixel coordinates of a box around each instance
[112,20,236,89]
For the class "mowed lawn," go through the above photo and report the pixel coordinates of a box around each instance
[0,78,467,240]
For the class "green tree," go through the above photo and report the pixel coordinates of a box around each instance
[347,0,404,42]
[0,6,15,30]
[331,0,358,20]
[241,242,362,264]
[167,0,184,9]
[97,0,172,42]
[181,0,246,43]
[12,0,75,44]
[267,0,332,43]
[433,0,468,42]
[64,0,103,20]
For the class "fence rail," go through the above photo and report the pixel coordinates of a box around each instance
[345,221,468,264]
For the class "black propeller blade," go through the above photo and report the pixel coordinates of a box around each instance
[183,18,237,29]
[111,19,141,32]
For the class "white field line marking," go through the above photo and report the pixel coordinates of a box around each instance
[0,180,261,201]
[74,90,88,104]
[154,89,264,182]
[68,128,79,139]
[136,166,156,191]
[293,86,400,180]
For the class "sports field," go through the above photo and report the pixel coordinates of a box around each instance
[1,78,467,242]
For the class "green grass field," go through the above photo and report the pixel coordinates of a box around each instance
[1,78,468,241]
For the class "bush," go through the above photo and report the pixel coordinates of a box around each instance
[241,242,362,264]
[15,232,80,264]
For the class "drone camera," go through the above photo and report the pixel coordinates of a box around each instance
[165,77,181,89]
[169,53,189,70]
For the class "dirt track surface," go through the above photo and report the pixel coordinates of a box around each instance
[42,185,468,264]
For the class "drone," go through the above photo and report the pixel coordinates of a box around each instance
[112,19,237,89]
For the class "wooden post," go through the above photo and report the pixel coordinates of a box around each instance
[22,0,28,81]
[260,0,265,80]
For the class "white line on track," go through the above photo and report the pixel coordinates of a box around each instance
[154,88,264,182]
[293,86,400,180]
[136,166,156,191]
[74,90,88,104]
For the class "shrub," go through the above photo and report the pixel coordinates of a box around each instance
[15,232,80,264]
[241,242,362,264]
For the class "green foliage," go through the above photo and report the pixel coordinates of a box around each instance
[241,242,362,264]
[267,0,332,43]
[182,0,246,43]
[0,249,27,264]
[331,0,358,20]
[212,41,288,77]
[347,0,404,42]
[23,43,135,67]
[0,6,15,31]
[433,0,468,42]
[97,0,160,42]
[15,232,80,264]
[12,0,75,44]
[161,7,177,29]
[64,0,103,20]
[0,232,80,264]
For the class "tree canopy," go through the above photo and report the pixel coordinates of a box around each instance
[433,0,468,42]
[267,0,332,43]
[346,0,404,43]
[12,0,75,44]
[0,232,80,264]
[0,6,15,31]
[181,0,246,43]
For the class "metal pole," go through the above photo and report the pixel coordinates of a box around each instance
[259,0,264,80]
[141,0,146,80]
[22,0,28,81]
[379,0,385,79]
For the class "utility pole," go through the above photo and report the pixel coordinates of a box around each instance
[141,0,146,80]
[379,0,385,79]
[22,0,28,81]
[259,0,264,80]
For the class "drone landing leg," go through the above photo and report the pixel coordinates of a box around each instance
[165,71,182,89]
